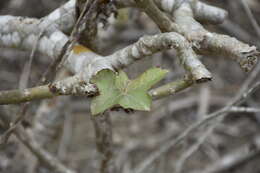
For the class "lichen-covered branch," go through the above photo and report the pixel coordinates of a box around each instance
[46,0,257,73]
[0,74,194,105]
[0,0,259,104]
[154,0,228,24]
[0,31,207,104]
[134,0,212,82]
[106,32,212,82]
[153,0,259,71]
[41,0,259,73]
[0,16,67,58]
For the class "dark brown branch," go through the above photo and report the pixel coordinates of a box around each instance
[92,112,116,173]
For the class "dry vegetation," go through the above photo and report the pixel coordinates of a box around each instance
[0,0,260,173]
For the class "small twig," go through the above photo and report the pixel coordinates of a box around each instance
[197,85,210,118]
[0,109,76,173]
[199,135,260,173]
[56,0,96,70]
[149,75,194,99]
[58,110,73,160]
[240,0,260,39]
[229,106,260,113]
[16,128,76,173]
[0,31,43,145]
[174,62,260,173]
[0,103,28,144]
[0,85,59,105]
[31,92,71,172]
[19,31,42,89]
[40,0,94,84]
[174,106,260,173]
[175,125,215,173]
[132,81,260,173]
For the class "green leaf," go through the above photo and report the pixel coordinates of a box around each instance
[119,90,151,111]
[115,70,129,91]
[90,70,121,115]
[129,67,169,91]
[90,68,168,115]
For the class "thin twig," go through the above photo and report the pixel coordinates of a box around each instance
[199,135,260,173]
[132,80,260,173]
[240,0,260,39]
[40,0,94,84]
[0,109,76,173]
[0,31,44,145]
[58,110,73,160]
[174,62,260,173]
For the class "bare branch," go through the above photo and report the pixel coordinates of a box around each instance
[0,110,76,173]
[240,0,260,39]
[142,0,259,72]
[132,81,260,173]
[0,31,207,104]
[92,112,116,173]
[107,32,212,82]
[199,135,260,173]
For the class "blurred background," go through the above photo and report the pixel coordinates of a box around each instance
[0,0,260,173]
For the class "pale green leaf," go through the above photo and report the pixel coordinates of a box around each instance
[119,90,151,111]
[115,70,129,92]
[90,68,168,115]
[90,70,121,115]
[129,67,168,91]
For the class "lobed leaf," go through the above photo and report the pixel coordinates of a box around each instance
[90,68,168,115]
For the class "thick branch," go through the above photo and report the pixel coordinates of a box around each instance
[172,1,259,71]
[154,0,228,24]
[0,32,204,104]
[107,32,212,82]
